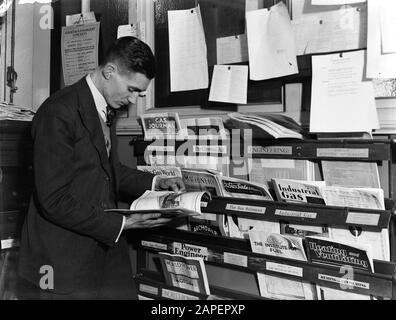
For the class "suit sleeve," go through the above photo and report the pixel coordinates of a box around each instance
[116,162,155,198]
[32,102,122,247]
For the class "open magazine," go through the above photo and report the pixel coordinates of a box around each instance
[182,168,273,237]
[105,190,210,218]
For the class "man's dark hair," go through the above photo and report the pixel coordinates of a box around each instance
[102,36,156,79]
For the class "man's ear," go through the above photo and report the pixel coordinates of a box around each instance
[102,63,117,80]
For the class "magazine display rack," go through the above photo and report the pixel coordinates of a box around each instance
[133,197,396,300]
[131,137,395,200]
[131,137,396,300]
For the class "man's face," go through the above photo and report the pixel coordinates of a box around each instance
[103,66,151,109]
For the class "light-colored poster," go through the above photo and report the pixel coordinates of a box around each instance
[61,22,100,86]
[209,65,248,104]
[366,0,396,79]
[292,6,367,55]
[168,5,208,92]
[216,34,248,65]
[310,50,379,133]
[246,3,298,80]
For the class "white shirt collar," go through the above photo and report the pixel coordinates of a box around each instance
[86,74,107,123]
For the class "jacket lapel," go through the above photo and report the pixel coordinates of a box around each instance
[109,124,120,201]
[74,78,112,178]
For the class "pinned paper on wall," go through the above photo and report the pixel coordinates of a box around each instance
[310,50,379,133]
[246,2,298,80]
[216,34,248,65]
[117,22,146,42]
[65,12,96,26]
[168,5,209,92]
[209,65,248,105]
[291,6,367,55]
[61,22,100,86]
[366,0,396,79]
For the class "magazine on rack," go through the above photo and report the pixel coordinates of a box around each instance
[305,235,374,272]
[248,231,307,261]
[271,178,326,204]
[136,165,182,178]
[158,252,211,295]
[257,273,316,300]
[105,190,210,218]
[140,112,182,140]
[181,168,274,237]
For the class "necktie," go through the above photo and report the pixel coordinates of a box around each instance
[105,106,116,127]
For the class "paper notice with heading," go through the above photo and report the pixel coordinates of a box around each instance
[246,2,298,80]
[292,6,367,55]
[61,22,100,86]
[310,50,379,133]
[366,0,396,78]
[209,65,248,104]
[216,34,248,65]
[168,5,209,92]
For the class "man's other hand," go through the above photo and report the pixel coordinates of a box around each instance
[155,177,186,192]
[123,213,172,230]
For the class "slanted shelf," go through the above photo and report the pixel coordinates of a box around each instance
[242,139,391,161]
[136,224,396,300]
[134,271,265,300]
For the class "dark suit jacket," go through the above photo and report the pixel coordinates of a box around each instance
[18,78,154,296]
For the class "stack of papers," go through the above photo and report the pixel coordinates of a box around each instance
[226,112,304,139]
[0,102,35,121]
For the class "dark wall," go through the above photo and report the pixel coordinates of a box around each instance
[50,0,129,94]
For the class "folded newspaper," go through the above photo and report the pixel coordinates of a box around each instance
[105,190,210,218]
[225,112,305,139]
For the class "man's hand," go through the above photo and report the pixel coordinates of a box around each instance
[123,213,172,230]
[155,176,186,192]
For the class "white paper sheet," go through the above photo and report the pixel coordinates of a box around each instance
[366,0,396,78]
[61,22,100,86]
[216,34,248,65]
[380,0,396,54]
[209,65,248,104]
[321,161,380,188]
[65,12,96,26]
[328,227,389,261]
[246,3,298,80]
[117,22,145,41]
[310,51,379,133]
[168,5,209,92]
[292,6,367,55]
